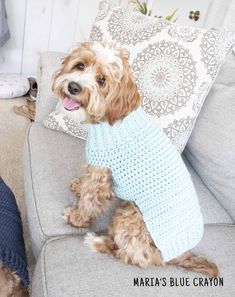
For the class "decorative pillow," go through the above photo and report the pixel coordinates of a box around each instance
[44,1,234,151]
[44,101,88,140]
[0,74,30,99]
[88,1,235,151]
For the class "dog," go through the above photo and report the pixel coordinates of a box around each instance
[52,41,219,277]
[0,263,28,297]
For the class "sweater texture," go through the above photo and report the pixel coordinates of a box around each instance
[86,107,204,261]
[0,178,29,286]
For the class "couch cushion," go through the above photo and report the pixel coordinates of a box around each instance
[23,123,119,258]
[183,157,233,224]
[184,50,235,221]
[31,225,235,297]
[24,123,233,258]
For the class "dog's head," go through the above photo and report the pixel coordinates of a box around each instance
[52,42,141,124]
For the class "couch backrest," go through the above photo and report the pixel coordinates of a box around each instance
[35,52,65,123]
[184,50,235,221]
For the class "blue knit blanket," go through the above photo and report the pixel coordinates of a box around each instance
[0,177,29,286]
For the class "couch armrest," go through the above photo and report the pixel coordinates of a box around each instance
[35,51,66,123]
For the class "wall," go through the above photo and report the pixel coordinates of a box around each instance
[0,0,101,75]
[0,0,234,76]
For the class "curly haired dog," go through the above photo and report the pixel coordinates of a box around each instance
[0,263,28,297]
[52,42,218,277]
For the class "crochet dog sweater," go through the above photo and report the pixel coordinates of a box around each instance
[0,177,29,286]
[86,107,204,261]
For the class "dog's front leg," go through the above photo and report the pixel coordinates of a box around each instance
[64,165,114,228]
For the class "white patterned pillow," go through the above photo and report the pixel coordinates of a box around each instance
[0,74,30,99]
[89,1,235,151]
[44,101,88,140]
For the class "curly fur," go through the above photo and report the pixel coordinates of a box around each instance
[0,262,28,297]
[53,41,219,277]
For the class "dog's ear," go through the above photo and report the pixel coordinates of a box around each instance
[51,68,62,95]
[105,51,141,125]
[51,55,69,95]
[51,49,78,95]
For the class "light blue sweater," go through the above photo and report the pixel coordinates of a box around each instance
[86,107,204,261]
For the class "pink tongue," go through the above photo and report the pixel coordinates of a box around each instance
[63,97,81,110]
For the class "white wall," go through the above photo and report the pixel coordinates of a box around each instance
[0,0,234,76]
[0,0,100,75]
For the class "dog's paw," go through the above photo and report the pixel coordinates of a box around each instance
[63,206,75,223]
[69,178,81,195]
[63,206,90,228]
[84,232,99,251]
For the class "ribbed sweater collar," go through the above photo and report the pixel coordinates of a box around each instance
[86,107,153,149]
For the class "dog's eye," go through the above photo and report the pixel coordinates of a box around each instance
[77,63,85,71]
[96,77,105,86]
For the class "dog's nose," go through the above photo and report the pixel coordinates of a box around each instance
[68,82,82,95]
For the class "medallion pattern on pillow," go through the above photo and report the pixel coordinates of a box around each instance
[90,2,234,151]
[192,82,210,112]
[95,0,115,21]
[132,41,197,116]
[107,8,169,45]
[168,26,199,42]
[44,114,66,133]
[44,113,88,140]
[63,117,87,138]
[201,30,235,78]
[163,117,194,144]
[90,25,103,42]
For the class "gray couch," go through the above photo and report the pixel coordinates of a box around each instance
[23,50,235,297]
